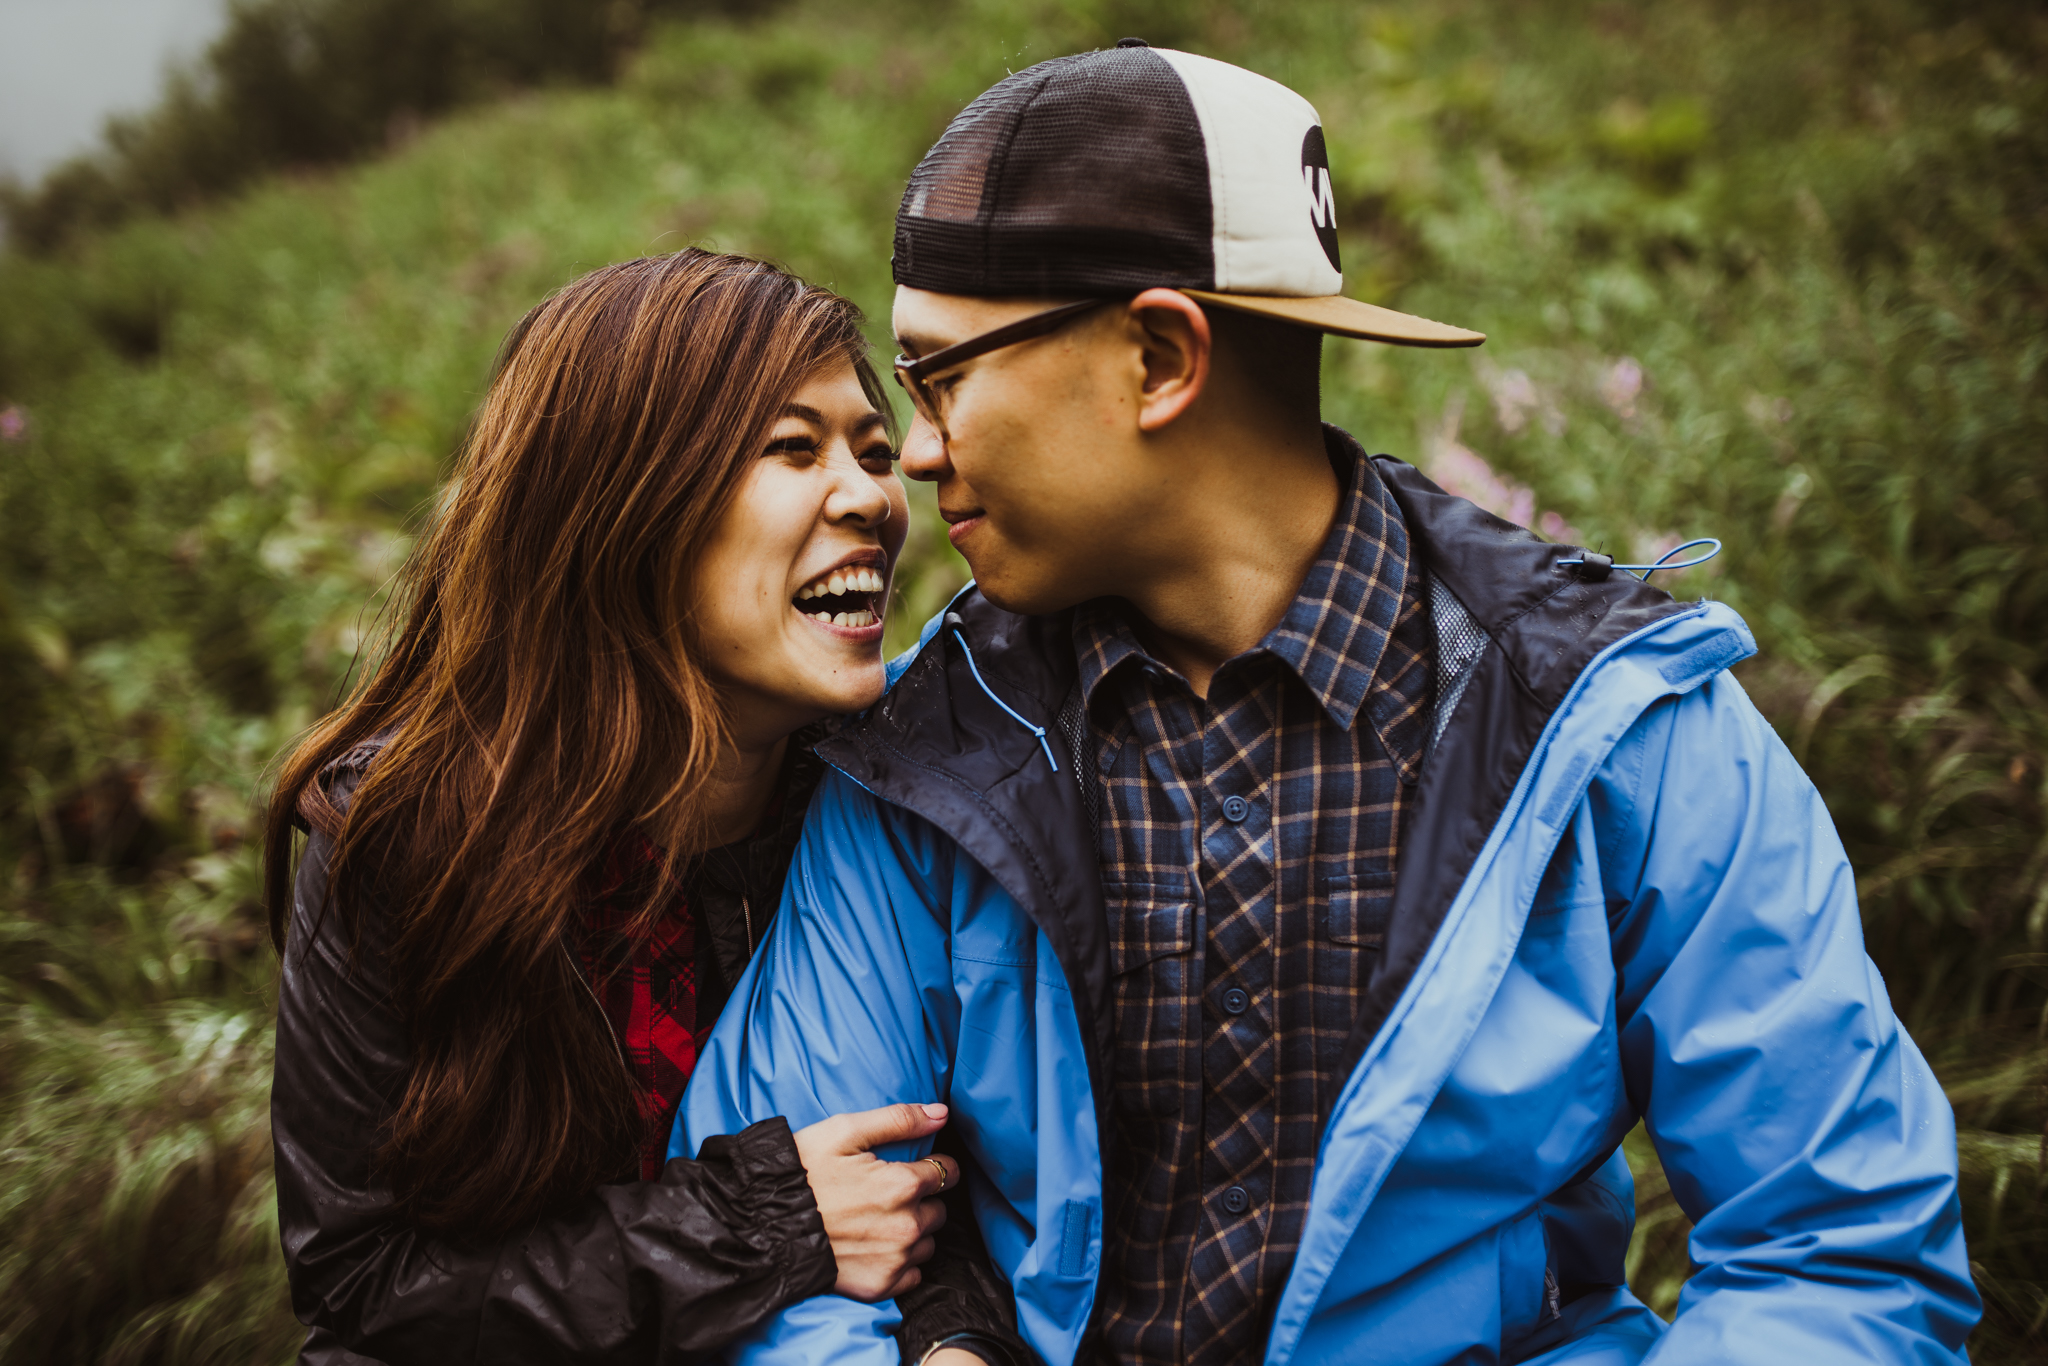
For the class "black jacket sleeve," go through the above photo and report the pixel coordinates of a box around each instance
[891,1122,1039,1366]
[271,821,836,1364]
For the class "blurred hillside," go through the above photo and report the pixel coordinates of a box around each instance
[1,0,2044,1360]
[0,0,228,189]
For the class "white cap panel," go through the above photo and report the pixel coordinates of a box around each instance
[1154,48,1344,298]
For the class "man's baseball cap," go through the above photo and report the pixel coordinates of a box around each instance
[891,40,1483,348]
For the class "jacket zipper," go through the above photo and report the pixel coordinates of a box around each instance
[742,894,755,957]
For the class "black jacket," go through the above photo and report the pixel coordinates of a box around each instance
[272,738,1030,1365]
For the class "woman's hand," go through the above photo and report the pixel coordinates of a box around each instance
[792,1102,960,1301]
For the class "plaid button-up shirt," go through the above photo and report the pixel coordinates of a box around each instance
[575,835,703,1182]
[1077,447,1433,1365]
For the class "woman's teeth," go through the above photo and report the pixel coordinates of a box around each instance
[795,566,885,599]
[792,564,884,629]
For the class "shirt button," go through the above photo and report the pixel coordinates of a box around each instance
[1222,1185,1250,1215]
[1222,987,1249,1015]
[1220,794,1250,822]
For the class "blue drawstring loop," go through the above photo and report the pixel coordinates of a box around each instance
[1557,537,1722,583]
[947,614,1059,773]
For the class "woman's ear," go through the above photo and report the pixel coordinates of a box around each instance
[1126,288,1212,434]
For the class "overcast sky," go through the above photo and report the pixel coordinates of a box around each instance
[0,0,227,185]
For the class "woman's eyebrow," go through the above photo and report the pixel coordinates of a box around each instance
[779,404,885,435]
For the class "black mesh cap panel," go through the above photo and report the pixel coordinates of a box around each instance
[893,48,1213,297]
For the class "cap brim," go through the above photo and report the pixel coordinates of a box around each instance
[1181,289,1484,347]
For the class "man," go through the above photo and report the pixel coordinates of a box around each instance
[678,42,1979,1365]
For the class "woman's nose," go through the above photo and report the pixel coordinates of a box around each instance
[898,413,949,483]
[830,457,894,528]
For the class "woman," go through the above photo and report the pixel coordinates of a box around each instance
[264,251,1024,1365]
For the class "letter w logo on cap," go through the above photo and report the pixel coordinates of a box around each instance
[1303,164,1337,229]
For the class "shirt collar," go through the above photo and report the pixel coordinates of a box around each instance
[1072,430,1414,736]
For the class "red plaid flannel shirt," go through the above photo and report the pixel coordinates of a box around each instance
[575,833,704,1181]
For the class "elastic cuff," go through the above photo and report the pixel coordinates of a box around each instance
[724,1115,806,1181]
[700,1116,835,1299]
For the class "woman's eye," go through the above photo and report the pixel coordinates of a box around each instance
[859,443,899,470]
[765,436,818,457]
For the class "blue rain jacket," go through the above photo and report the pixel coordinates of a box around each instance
[676,450,1978,1364]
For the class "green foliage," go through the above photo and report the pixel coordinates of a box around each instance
[0,0,770,255]
[1,857,283,1362]
[1,0,2044,1359]
[0,1002,287,1365]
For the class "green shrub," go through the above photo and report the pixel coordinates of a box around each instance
[0,0,772,255]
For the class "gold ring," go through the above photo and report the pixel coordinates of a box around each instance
[924,1156,949,1191]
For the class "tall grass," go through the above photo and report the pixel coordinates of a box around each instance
[1,0,2041,1359]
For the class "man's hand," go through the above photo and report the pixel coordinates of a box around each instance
[792,1102,960,1301]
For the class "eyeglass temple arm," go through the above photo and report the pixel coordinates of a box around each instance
[895,297,1109,379]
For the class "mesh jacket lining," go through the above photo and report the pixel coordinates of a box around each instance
[1429,575,1492,746]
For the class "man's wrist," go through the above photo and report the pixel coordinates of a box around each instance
[915,1331,1006,1365]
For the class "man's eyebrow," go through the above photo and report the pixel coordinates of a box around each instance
[892,329,947,356]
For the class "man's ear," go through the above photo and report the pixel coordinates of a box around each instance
[1126,288,1211,434]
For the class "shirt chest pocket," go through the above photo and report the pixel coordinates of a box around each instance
[1316,867,1396,948]
[1104,886,1195,1118]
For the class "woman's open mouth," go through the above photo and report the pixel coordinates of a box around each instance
[792,564,886,631]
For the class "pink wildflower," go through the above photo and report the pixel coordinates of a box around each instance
[1599,358,1644,419]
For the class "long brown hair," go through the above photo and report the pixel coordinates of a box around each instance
[263,249,886,1238]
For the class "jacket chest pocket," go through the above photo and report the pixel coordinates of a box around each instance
[1105,887,1196,1118]
[1316,867,1395,948]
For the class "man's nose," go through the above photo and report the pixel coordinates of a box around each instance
[898,413,949,483]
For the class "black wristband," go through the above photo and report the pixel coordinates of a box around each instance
[914,1330,1021,1366]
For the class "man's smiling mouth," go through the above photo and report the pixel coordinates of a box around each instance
[792,564,885,629]
[941,508,985,547]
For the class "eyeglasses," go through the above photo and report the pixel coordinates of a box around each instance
[892,297,1113,443]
